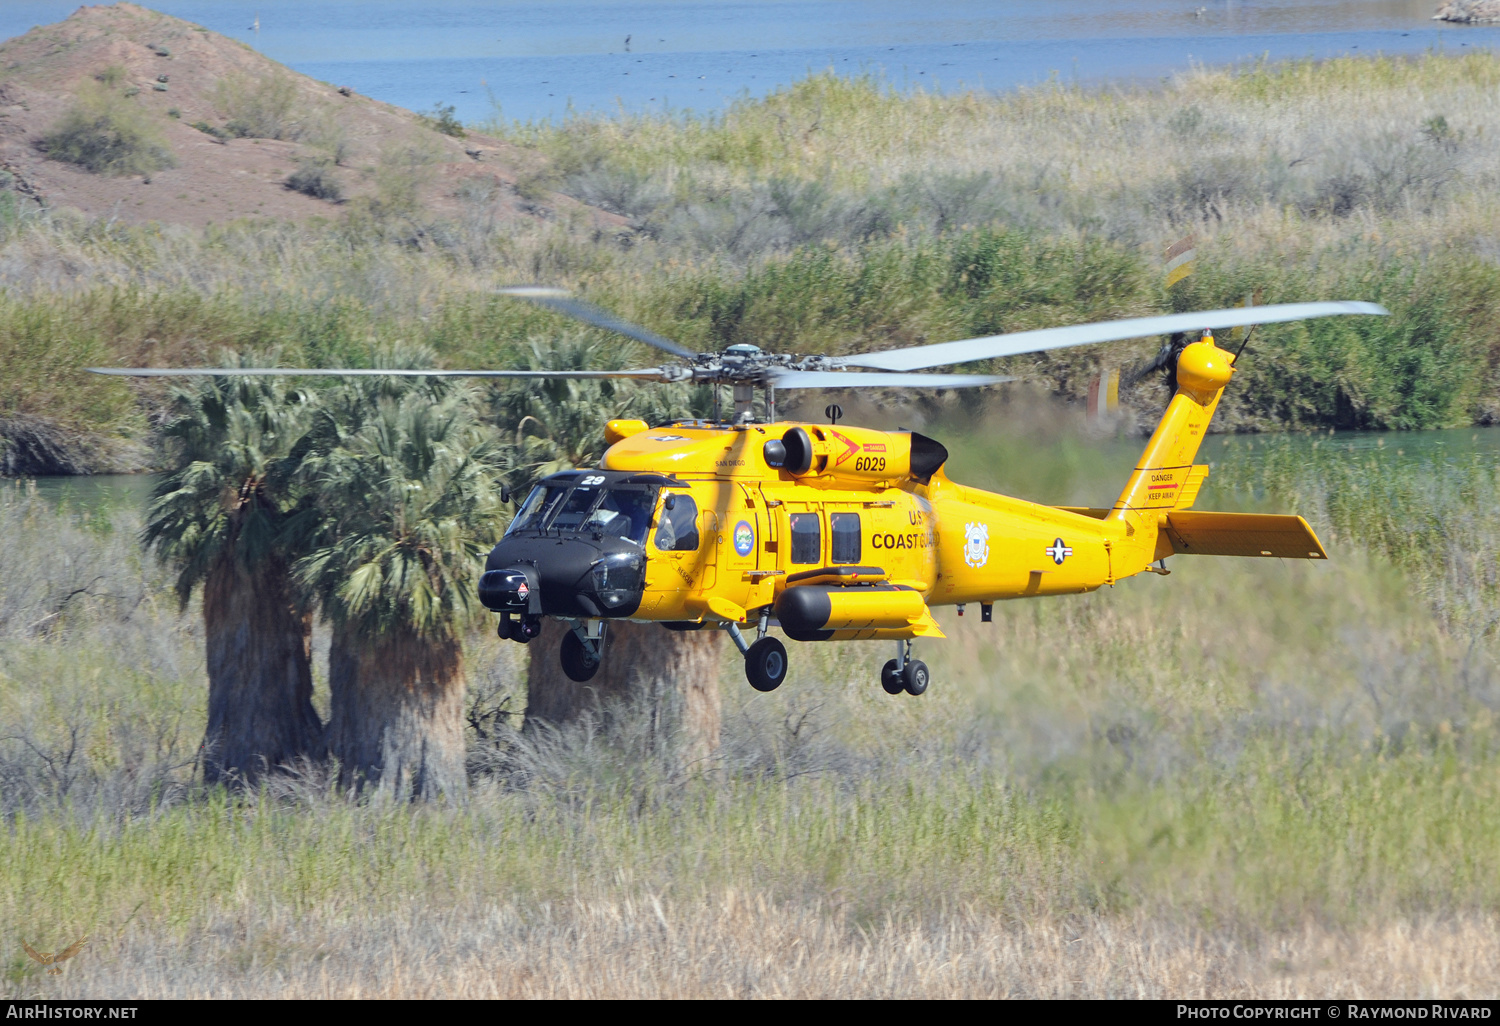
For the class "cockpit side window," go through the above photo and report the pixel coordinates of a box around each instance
[653,494,700,552]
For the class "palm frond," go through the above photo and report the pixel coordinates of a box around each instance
[143,359,315,599]
[291,379,508,641]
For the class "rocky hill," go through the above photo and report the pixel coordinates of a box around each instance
[1434,1,1500,22]
[0,3,610,228]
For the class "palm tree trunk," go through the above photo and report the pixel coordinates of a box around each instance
[525,620,724,767]
[200,555,323,785]
[326,628,468,799]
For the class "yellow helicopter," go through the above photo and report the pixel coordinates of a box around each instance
[93,289,1387,695]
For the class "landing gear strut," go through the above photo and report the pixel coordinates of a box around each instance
[881,640,928,696]
[559,620,607,682]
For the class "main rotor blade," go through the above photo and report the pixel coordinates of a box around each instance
[843,301,1389,371]
[769,370,1015,389]
[87,366,675,380]
[497,286,699,361]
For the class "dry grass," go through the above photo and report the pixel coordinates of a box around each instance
[26,904,1500,999]
[503,52,1500,261]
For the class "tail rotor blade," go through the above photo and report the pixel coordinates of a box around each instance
[1118,340,1177,389]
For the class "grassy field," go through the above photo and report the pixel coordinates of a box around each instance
[5,51,1500,472]
[3,421,1500,997]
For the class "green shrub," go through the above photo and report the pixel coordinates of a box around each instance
[38,85,176,176]
[214,72,302,140]
[285,158,343,202]
[417,102,466,138]
[191,120,228,143]
[370,141,438,216]
[93,64,126,88]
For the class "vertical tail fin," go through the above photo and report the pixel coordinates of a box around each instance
[1108,333,1236,571]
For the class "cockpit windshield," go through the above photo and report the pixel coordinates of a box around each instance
[548,486,604,533]
[505,480,658,545]
[508,485,567,535]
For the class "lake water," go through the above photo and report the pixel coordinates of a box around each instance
[3,1,1498,124]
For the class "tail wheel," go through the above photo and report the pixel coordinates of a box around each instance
[559,630,602,682]
[745,637,789,692]
[901,659,929,696]
[880,659,904,695]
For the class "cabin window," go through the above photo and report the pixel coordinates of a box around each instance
[653,494,700,552]
[830,513,861,564]
[789,512,821,564]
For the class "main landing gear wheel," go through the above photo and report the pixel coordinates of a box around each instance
[880,659,904,695]
[745,637,789,692]
[902,660,930,696]
[559,630,602,683]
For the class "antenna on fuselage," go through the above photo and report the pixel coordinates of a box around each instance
[825,404,843,426]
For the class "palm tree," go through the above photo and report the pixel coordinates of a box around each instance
[493,335,711,492]
[143,368,323,786]
[493,337,724,764]
[291,373,507,799]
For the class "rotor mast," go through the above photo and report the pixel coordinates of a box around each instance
[730,382,777,424]
[732,383,755,422]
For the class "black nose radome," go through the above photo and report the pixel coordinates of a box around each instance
[478,568,532,611]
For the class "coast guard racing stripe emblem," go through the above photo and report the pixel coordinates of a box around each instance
[1045,538,1073,565]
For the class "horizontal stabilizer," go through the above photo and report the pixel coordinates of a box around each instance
[1162,511,1327,559]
